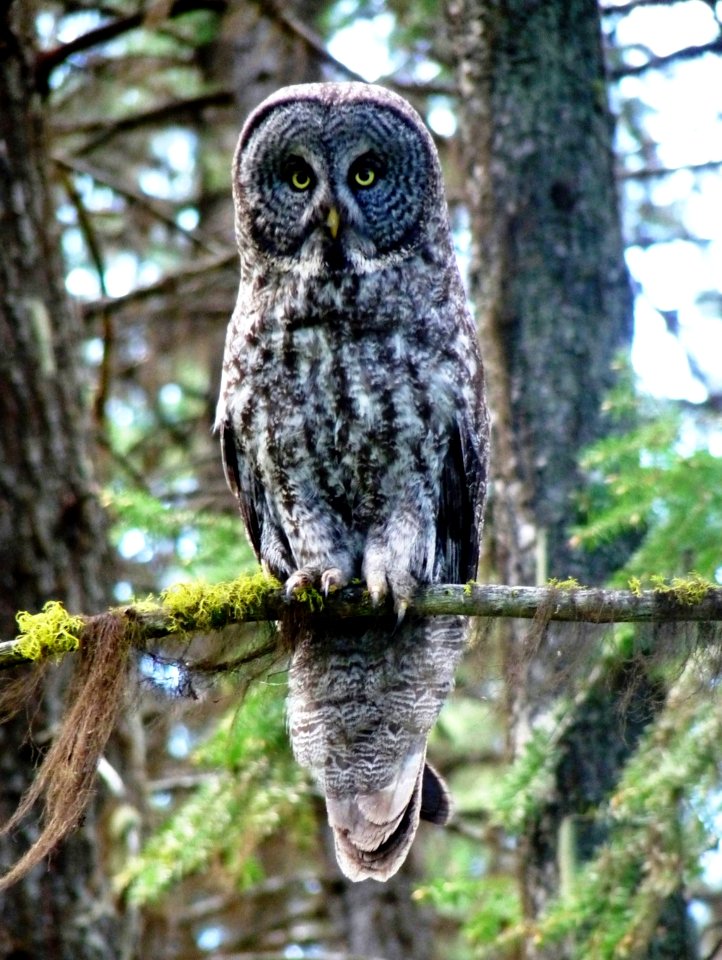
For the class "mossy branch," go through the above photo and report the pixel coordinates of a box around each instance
[0,570,719,892]
[2,572,721,670]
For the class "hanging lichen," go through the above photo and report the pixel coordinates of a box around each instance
[0,613,135,891]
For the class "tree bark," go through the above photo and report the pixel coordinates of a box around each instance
[0,3,119,956]
[447,0,697,956]
[449,0,633,587]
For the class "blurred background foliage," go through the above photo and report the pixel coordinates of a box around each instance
[22,0,722,956]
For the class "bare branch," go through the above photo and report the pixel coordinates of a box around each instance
[79,248,236,319]
[619,159,722,180]
[35,0,228,93]
[602,0,721,19]
[609,37,722,80]
[68,90,234,155]
[258,0,368,83]
[53,155,224,256]
[258,0,457,99]
[55,162,114,424]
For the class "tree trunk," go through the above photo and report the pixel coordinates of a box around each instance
[0,3,120,956]
[449,0,633,587]
[447,0,697,956]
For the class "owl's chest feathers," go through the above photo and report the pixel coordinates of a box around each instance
[246,319,452,438]
[234,284,459,511]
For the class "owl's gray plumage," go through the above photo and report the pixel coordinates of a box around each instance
[216,82,489,882]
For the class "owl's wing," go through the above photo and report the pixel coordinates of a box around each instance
[220,416,263,560]
[437,406,488,584]
[220,415,295,579]
[220,418,263,560]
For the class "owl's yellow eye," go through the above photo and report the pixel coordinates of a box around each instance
[284,157,314,192]
[291,170,311,191]
[354,167,376,188]
[349,152,384,191]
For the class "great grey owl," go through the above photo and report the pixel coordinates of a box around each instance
[216,82,489,882]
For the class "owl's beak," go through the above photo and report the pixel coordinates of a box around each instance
[325,206,341,240]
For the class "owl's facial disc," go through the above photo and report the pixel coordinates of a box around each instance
[236,97,436,269]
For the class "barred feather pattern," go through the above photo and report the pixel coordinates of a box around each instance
[217,82,489,882]
[288,614,466,878]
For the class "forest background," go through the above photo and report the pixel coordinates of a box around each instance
[1,0,722,958]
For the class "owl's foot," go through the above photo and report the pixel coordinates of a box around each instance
[285,568,315,599]
[320,567,347,596]
[285,565,350,599]
[364,563,416,622]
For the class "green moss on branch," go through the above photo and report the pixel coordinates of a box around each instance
[2,575,722,672]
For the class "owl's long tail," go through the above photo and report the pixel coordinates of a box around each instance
[287,614,464,882]
[326,748,451,882]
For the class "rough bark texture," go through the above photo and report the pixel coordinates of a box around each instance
[449,0,633,587]
[447,0,697,956]
[0,3,119,956]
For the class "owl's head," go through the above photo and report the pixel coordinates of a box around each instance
[232,82,449,275]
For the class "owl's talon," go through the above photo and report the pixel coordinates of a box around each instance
[321,567,347,596]
[394,598,409,625]
[286,565,351,599]
[285,569,315,598]
[365,575,388,608]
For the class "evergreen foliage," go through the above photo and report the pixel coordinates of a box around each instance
[574,374,722,584]
[529,654,721,958]
[108,486,257,588]
[118,684,314,903]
